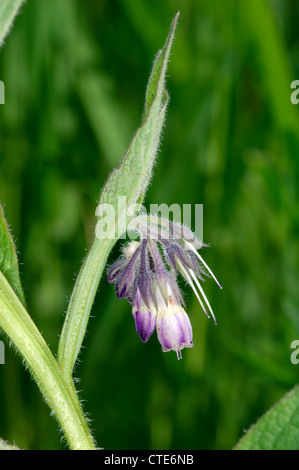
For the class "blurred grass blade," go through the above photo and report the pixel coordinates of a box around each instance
[235,385,299,450]
[58,12,180,378]
[240,0,299,132]
[0,203,25,306]
[0,0,25,47]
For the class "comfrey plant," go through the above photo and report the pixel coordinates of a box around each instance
[0,8,222,450]
[108,217,222,359]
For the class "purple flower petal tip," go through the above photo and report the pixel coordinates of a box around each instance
[134,310,156,343]
[156,304,193,357]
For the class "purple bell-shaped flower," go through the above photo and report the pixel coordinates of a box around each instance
[107,216,222,359]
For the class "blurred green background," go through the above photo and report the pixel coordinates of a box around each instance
[1,0,299,450]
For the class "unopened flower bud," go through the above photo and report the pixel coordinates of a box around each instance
[132,288,157,343]
[156,299,193,360]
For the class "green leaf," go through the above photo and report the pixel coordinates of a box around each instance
[0,204,25,306]
[0,0,25,47]
[235,385,299,450]
[98,11,180,238]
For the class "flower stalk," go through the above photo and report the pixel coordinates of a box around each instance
[58,236,114,379]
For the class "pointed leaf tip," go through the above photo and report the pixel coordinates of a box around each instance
[0,204,25,306]
[98,14,180,239]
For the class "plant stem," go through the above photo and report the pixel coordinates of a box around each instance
[58,236,115,379]
[0,271,96,450]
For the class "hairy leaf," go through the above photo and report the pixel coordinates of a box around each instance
[97,12,180,238]
[0,0,25,47]
[235,385,299,450]
[0,204,25,305]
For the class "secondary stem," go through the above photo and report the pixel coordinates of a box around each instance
[58,236,115,379]
[0,271,95,450]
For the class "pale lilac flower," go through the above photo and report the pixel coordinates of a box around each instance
[107,217,222,359]
[156,302,193,360]
[132,287,157,343]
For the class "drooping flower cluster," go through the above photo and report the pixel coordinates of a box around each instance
[107,216,222,359]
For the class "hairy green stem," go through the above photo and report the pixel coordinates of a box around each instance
[0,271,95,450]
[58,236,115,378]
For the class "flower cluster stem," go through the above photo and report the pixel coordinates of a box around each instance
[58,236,115,379]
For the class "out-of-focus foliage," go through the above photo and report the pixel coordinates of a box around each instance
[0,0,299,450]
